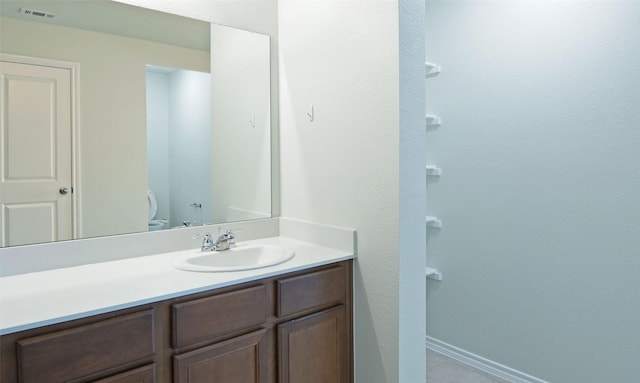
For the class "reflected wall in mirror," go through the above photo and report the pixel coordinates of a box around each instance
[210,25,271,225]
[146,66,212,230]
[0,0,271,247]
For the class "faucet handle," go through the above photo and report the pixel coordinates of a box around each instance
[202,232,215,251]
[220,229,236,248]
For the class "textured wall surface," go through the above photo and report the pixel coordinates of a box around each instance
[425,2,640,382]
[278,1,402,382]
[398,0,426,382]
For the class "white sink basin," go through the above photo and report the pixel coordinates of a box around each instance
[174,244,295,272]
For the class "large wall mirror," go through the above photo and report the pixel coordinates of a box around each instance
[0,0,271,247]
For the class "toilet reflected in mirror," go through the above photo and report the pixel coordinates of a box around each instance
[147,190,168,231]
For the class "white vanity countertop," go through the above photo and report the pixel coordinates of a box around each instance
[0,236,354,335]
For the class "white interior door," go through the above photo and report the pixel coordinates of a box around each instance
[0,60,73,246]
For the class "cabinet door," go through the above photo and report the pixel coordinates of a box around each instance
[174,329,267,383]
[278,306,348,383]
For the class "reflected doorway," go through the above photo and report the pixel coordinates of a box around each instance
[0,56,76,246]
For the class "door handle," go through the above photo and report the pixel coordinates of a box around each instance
[59,187,70,195]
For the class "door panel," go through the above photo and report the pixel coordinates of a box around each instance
[0,60,72,246]
[174,329,267,383]
[278,306,348,383]
[3,202,55,246]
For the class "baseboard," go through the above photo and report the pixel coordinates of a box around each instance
[426,336,549,383]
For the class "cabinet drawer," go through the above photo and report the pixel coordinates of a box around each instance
[172,285,266,348]
[277,265,346,318]
[17,310,155,383]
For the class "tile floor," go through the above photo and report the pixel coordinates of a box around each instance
[427,349,511,383]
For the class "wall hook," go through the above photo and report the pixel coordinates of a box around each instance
[249,114,256,128]
[307,105,314,122]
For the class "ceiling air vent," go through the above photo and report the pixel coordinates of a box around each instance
[19,8,55,19]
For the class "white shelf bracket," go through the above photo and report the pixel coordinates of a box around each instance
[426,267,443,281]
[425,216,442,229]
[425,61,441,78]
[425,114,442,129]
[425,165,442,177]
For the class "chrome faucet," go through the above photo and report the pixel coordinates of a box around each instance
[200,233,215,251]
[200,230,235,252]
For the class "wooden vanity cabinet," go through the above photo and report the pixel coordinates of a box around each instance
[0,260,352,383]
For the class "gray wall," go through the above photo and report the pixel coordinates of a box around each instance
[425,2,640,382]
[399,1,427,381]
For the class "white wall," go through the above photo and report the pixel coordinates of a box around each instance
[425,2,640,382]
[279,1,425,382]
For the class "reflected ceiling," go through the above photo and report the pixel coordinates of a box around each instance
[0,0,209,51]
